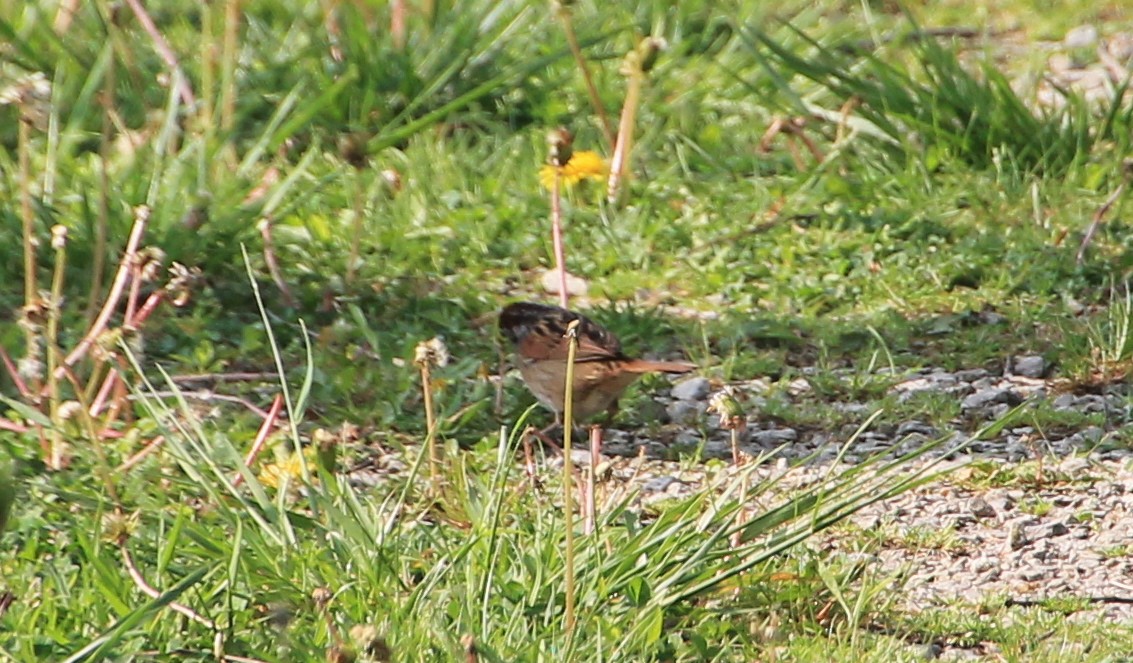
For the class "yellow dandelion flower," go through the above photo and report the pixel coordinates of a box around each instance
[259,448,318,489]
[539,150,607,189]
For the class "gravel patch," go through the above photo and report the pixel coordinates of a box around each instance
[561,363,1133,621]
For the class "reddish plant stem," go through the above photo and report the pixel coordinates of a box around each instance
[121,0,196,108]
[116,436,166,473]
[0,419,31,434]
[57,207,149,381]
[259,217,297,308]
[89,368,119,418]
[557,8,614,149]
[234,394,284,487]
[121,540,216,628]
[0,345,31,399]
[584,425,601,535]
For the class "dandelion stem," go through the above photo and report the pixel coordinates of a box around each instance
[607,67,640,205]
[550,170,569,308]
[122,0,195,107]
[47,229,66,470]
[561,319,580,633]
[18,115,40,389]
[346,169,365,285]
[88,29,116,326]
[556,6,614,149]
[608,37,662,205]
[422,364,440,491]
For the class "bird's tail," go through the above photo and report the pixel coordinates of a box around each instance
[621,359,697,374]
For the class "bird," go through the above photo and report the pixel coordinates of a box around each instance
[499,301,697,421]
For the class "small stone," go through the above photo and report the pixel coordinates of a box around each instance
[897,420,936,437]
[1005,521,1028,551]
[968,497,996,519]
[752,428,798,446]
[540,269,588,296]
[893,377,937,395]
[962,388,1009,410]
[1057,456,1090,474]
[955,368,989,382]
[1040,522,1070,538]
[670,377,711,401]
[979,310,1007,325]
[1081,426,1104,443]
[1064,24,1099,49]
[970,557,998,573]
[834,402,870,415]
[1052,393,1077,410]
[989,403,1013,419]
[1012,355,1047,378]
[666,400,705,425]
[642,476,677,492]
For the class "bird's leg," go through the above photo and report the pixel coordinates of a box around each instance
[520,427,541,492]
[529,423,563,453]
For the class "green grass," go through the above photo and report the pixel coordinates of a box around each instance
[4,0,1133,659]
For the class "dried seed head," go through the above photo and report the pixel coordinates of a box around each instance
[133,204,151,224]
[94,328,124,362]
[0,70,52,129]
[325,645,357,663]
[101,510,139,544]
[20,299,48,328]
[462,634,479,662]
[135,247,166,282]
[348,625,391,661]
[16,356,43,384]
[58,401,83,421]
[380,168,403,193]
[311,587,333,609]
[413,337,450,369]
[50,225,68,250]
[707,386,746,430]
[165,262,202,307]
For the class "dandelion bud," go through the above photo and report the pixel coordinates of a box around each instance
[314,428,338,474]
[337,131,370,169]
[546,127,574,167]
[637,36,667,73]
